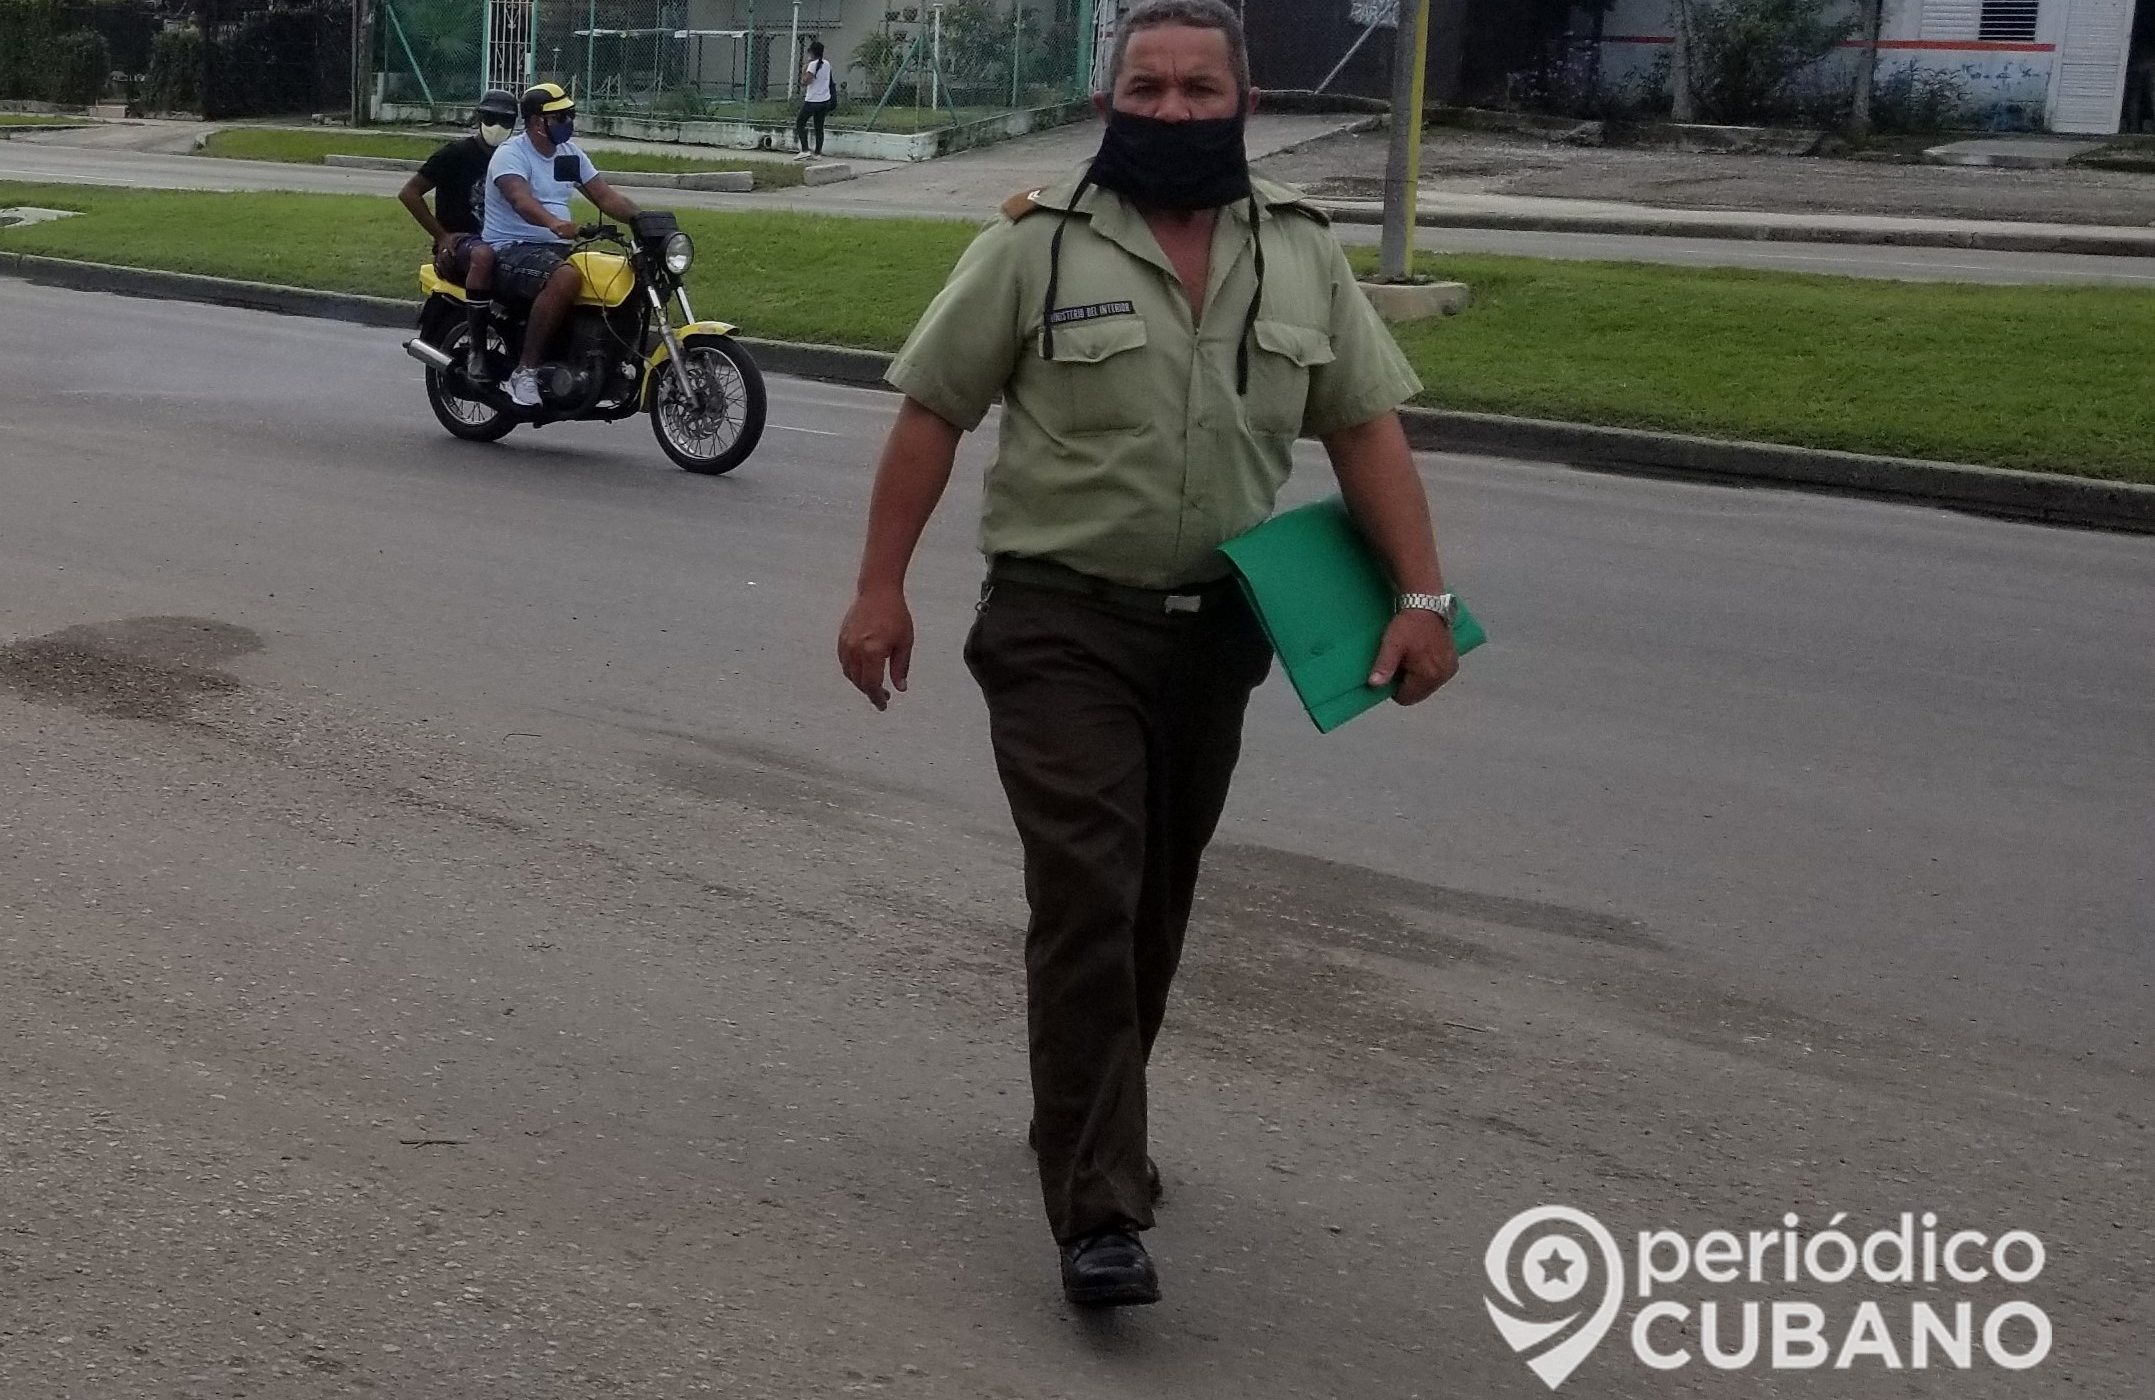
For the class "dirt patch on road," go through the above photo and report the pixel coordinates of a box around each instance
[0,616,260,720]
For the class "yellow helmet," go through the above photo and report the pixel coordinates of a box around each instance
[519,82,575,121]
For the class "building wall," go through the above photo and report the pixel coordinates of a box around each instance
[680,0,861,101]
[1584,0,2092,132]
[1233,0,1468,102]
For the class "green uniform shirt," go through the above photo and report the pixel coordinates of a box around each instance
[886,168,1424,590]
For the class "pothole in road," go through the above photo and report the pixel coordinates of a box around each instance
[0,616,261,721]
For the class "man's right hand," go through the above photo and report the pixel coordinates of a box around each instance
[433,231,461,255]
[838,588,914,712]
[551,218,580,240]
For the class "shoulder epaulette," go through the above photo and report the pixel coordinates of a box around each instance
[1250,177,1331,226]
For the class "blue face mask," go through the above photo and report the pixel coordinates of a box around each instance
[546,116,574,146]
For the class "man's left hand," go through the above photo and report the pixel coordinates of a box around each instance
[1367,610,1459,706]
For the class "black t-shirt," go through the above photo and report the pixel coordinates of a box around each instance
[419,136,492,236]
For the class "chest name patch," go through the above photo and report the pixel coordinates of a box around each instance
[1045,301,1137,326]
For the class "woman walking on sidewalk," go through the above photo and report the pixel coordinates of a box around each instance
[795,42,835,160]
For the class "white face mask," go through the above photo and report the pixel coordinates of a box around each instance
[479,122,513,147]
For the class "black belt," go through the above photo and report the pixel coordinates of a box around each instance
[987,555,1241,616]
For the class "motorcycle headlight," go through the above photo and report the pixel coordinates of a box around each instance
[662,232,695,276]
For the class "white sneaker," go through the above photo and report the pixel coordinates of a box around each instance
[506,367,541,408]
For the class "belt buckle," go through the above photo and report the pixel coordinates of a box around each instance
[1163,594,1203,615]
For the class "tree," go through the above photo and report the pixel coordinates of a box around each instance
[1671,0,1696,120]
[1850,0,1884,135]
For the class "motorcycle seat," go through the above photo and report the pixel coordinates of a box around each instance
[419,263,471,302]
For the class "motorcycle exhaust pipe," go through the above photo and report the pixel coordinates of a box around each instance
[402,338,455,371]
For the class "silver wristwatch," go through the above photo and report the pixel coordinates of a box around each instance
[1396,591,1457,624]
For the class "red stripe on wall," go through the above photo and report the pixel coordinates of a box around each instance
[1601,35,2056,54]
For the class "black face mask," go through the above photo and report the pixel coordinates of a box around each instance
[1085,108,1251,211]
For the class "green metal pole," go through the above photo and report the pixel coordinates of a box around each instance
[384,0,439,110]
[1378,0,1431,283]
[1074,0,1092,96]
[867,24,925,129]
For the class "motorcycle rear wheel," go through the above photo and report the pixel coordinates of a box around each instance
[425,322,516,443]
[650,334,766,475]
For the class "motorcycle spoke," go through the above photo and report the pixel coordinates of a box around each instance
[658,350,747,459]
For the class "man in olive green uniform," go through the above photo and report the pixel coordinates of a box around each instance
[838,0,1460,1307]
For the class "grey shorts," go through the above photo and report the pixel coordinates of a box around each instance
[492,241,571,302]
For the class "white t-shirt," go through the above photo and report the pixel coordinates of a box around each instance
[483,133,597,246]
[804,59,833,103]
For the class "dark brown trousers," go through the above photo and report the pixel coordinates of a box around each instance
[965,574,1272,1243]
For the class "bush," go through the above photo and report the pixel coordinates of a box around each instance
[1868,61,1971,133]
[1508,42,1671,121]
[48,26,109,104]
[200,3,349,119]
[0,0,57,101]
[141,25,201,113]
[83,0,155,76]
[1681,0,1855,125]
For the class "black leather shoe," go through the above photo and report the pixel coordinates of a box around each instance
[1060,1229,1161,1307]
[1027,1122,1163,1205]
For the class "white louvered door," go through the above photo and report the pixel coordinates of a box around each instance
[2048,0,2133,133]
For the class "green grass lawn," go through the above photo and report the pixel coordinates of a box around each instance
[0,114,86,127]
[3,180,2150,483]
[1354,251,2155,482]
[200,128,806,186]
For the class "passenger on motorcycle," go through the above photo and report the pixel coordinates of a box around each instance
[483,82,643,408]
[399,88,517,381]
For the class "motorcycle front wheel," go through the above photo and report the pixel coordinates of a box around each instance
[425,322,516,443]
[650,334,767,475]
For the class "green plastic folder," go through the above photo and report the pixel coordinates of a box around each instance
[1219,496,1485,734]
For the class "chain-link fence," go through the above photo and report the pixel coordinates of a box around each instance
[376,0,1090,135]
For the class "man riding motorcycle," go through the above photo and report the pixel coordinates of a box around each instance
[483,83,643,408]
[398,88,517,381]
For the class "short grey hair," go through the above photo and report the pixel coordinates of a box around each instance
[1106,0,1252,99]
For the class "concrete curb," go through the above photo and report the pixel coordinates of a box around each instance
[3,253,2148,533]
[1319,202,2155,258]
[0,252,420,328]
[1396,411,2155,533]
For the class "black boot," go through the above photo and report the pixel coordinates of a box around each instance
[464,298,492,381]
[1060,1229,1161,1307]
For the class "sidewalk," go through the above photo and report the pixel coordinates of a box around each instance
[1315,191,2155,256]
[800,111,1368,214]
[12,112,2155,258]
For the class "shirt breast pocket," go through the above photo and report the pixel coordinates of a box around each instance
[1041,317,1150,435]
[1247,320,1336,440]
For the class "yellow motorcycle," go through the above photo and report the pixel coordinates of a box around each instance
[401,212,766,474]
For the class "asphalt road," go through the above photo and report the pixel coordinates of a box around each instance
[1,281,2149,1398]
[5,138,2155,286]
